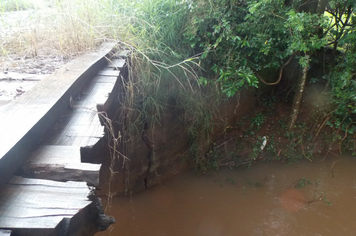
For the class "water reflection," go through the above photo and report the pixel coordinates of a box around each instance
[97,156,356,236]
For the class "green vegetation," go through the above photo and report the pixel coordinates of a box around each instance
[185,0,355,129]
[0,0,35,11]
[1,0,356,169]
[185,0,356,165]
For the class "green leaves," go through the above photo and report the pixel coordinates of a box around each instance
[285,10,327,54]
[182,0,308,96]
[298,56,310,68]
[181,0,355,117]
[215,66,258,97]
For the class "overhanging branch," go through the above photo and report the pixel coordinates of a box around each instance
[255,53,295,86]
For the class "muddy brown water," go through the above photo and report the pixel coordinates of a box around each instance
[97,156,356,236]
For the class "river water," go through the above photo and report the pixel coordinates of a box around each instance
[97,156,356,236]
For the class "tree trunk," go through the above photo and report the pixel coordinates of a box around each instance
[288,0,327,130]
[316,0,328,14]
[288,55,309,130]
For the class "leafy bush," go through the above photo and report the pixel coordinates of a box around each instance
[183,0,328,97]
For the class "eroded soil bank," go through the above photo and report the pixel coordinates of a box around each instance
[97,155,356,236]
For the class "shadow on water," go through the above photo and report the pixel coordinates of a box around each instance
[97,156,356,236]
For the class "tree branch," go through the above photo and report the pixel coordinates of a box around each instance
[255,53,295,86]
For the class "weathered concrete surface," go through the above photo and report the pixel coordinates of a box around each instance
[0,177,92,236]
[0,45,118,235]
[0,43,116,188]
[20,145,101,187]
[0,230,11,236]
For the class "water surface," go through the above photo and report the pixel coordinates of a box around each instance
[97,156,356,236]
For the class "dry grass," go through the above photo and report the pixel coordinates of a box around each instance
[0,0,134,59]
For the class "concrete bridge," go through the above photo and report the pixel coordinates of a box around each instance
[0,43,126,236]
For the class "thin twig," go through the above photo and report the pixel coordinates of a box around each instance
[301,141,313,161]
[286,178,302,191]
[331,159,340,178]
[216,138,234,148]
[314,115,330,140]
